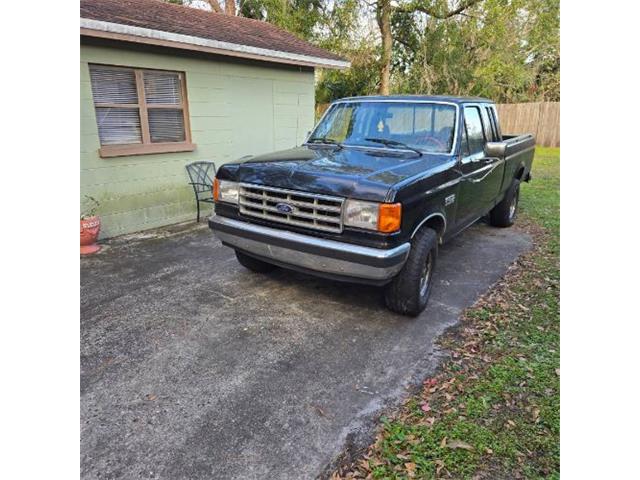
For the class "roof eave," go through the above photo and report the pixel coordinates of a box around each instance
[80,18,350,70]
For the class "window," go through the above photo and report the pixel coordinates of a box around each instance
[463,106,486,155]
[488,106,501,140]
[89,65,194,157]
[310,102,457,154]
[481,107,495,142]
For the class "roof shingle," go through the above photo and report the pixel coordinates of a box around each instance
[80,0,346,66]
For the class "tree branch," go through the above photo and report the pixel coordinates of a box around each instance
[398,0,483,18]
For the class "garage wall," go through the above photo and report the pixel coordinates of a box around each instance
[80,44,316,238]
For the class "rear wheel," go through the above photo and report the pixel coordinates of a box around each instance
[489,180,520,227]
[235,250,278,273]
[384,227,438,316]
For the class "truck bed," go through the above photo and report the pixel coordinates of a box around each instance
[501,133,536,187]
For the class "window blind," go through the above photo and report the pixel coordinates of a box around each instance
[144,71,182,105]
[95,108,142,145]
[89,66,138,104]
[148,109,185,143]
[89,64,190,151]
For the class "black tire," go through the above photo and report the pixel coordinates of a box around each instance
[489,180,520,228]
[235,250,278,273]
[384,227,438,316]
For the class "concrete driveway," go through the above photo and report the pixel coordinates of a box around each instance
[81,220,530,480]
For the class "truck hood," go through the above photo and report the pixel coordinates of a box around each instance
[218,146,454,202]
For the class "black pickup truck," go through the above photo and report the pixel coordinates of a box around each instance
[209,95,534,316]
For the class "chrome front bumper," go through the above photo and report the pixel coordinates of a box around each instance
[209,215,410,283]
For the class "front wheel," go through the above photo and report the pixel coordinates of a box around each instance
[384,227,438,316]
[489,180,520,227]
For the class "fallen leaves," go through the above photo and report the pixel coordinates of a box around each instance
[312,405,327,417]
[445,439,475,451]
[424,378,438,388]
[420,416,436,426]
[532,407,541,422]
[404,461,416,476]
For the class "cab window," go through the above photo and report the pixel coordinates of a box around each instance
[488,106,502,139]
[463,106,486,155]
[481,107,495,142]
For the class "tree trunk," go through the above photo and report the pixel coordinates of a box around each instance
[225,0,236,15]
[207,0,224,14]
[377,0,392,95]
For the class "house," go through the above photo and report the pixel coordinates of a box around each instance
[80,0,348,238]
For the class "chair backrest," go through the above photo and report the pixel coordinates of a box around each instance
[185,161,216,193]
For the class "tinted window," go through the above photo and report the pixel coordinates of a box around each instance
[489,106,501,139]
[481,107,495,142]
[463,107,486,155]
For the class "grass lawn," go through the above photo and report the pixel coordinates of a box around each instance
[333,148,560,479]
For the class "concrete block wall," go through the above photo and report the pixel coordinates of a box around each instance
[80,44,315,238]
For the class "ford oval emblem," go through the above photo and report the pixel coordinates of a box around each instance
[275,202,294,214]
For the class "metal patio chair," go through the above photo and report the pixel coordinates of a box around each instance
[185,161,216,222]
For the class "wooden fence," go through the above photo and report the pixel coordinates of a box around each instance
[496,102,559,147]
[315,101,560,147]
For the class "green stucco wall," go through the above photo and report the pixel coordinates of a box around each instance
[80,44,316,239]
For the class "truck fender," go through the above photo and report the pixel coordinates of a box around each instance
[411,211,447,243]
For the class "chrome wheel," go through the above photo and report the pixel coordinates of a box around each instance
[419,251,433,297]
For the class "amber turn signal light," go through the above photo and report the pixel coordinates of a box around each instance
[212,178,220,202]
[378,203,402,233]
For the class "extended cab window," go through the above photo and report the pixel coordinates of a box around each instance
[489,106,501,139]
[463,106,486,155]
[481,107,495,141]
[89,64,194,158]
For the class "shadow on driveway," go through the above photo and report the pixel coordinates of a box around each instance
[81,220,530,480]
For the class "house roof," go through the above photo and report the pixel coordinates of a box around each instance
[80,0,349,69]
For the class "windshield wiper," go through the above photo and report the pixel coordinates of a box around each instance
[306,136,343,149]
[364,137,423,156]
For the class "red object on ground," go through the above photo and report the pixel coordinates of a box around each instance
[81,216,101,255]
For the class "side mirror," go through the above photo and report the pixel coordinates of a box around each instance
[484,141,506,157]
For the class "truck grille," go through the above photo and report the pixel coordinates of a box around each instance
[238,183,344,233]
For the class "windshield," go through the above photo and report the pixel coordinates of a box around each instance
[309,101,457,154]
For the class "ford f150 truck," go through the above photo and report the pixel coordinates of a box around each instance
[209,96,535,316]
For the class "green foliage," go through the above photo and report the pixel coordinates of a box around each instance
[240,0,325,39]
[315,40,380,103]
[315,0,559,103]
[164,0,559,102]
[392,0,560,102]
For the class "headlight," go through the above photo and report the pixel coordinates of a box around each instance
[213,179,239,204]
[344,200,401,233]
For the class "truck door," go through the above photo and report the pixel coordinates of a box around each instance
[456,105,504,225]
